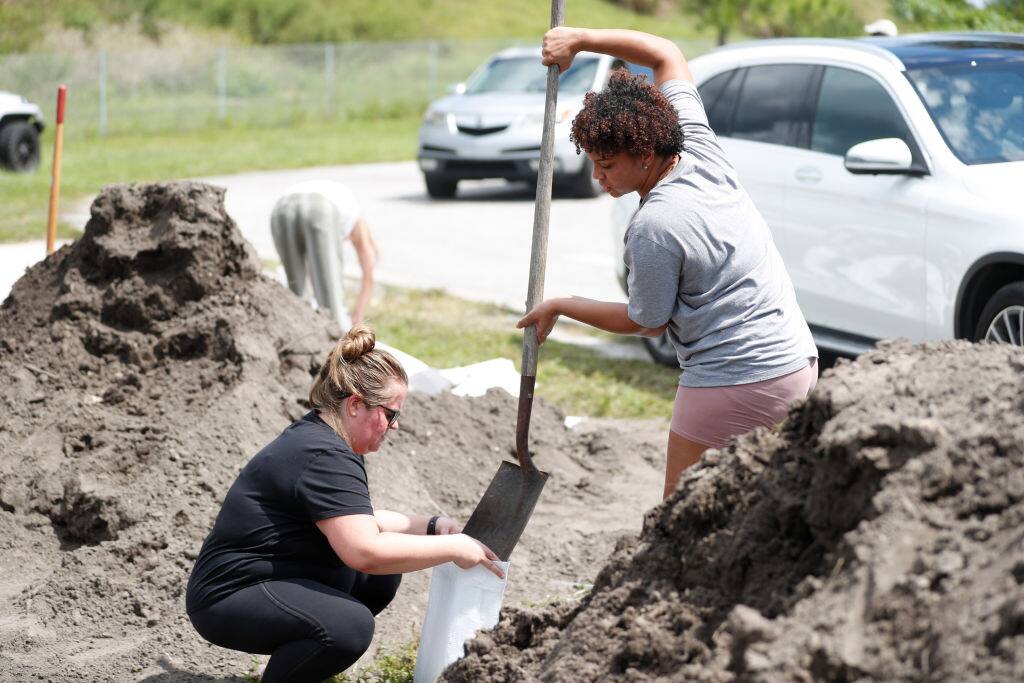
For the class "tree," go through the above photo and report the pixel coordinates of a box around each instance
[750,0,861,38]
[679,0,751,46]
[892,0,1024,32]
[680,0,860,45]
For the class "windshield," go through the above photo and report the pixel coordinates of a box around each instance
[906,57,1024,165]
[465,56,599,95]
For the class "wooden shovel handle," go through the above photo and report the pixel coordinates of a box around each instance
[517,0,565,473]
[45,85,67,255]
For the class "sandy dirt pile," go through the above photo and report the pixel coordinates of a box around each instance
[0,182,664,681]
[442,340,1024,682]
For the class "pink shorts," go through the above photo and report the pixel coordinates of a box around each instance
[671,359,818,449]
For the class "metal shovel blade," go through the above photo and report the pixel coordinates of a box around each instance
[462,460,549,562]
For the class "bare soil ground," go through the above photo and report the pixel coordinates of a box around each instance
[442,340,1024,682]
[4,182,1021,683]
[0,182,664,681]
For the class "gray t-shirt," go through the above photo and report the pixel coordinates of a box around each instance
[625,79,817,388]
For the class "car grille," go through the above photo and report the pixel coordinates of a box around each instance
[445,160,519,173]
[456,124,509,136]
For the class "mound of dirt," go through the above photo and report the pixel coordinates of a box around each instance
[0,182,665,680]
[442,340,1024,682]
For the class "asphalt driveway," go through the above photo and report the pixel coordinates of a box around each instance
[195,161,626,311]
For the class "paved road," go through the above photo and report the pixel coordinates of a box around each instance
[196,161,627,311]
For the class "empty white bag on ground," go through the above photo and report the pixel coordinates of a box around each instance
[413,560,510,683]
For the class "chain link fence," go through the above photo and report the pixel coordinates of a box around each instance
[0,40,519,137]
[0,38,715,138]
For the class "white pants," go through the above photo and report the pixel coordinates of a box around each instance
[270,192,351,328]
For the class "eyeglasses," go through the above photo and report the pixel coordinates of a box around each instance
[376,405,399,428]
[338,392,401,428]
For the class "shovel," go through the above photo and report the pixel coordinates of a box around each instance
[462,0,566,562]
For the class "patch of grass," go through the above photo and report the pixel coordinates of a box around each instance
[367,286,677,419]
[0,115,419,243]
[243,655,262,683]
[331,639,419,683]
[2,0,715,49]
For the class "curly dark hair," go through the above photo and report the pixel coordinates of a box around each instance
[569,69,683,158]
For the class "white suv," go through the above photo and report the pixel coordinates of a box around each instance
[0,91,43,172]
[613,33,1024,364]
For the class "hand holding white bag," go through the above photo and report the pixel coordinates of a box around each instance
[413,560,510,683]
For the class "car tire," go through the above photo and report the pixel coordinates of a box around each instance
[642,333,677,366]
[566,157,601,198]
[973,281,1024,346]
[424,174,458,199]
[0,121,40,172]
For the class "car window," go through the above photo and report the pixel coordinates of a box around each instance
[699,70,741,135]
[558,58,601,94]
[812,67,916,158]
[610,59,654,84]
[732,65,817,146]
[465,56,600,95]
[906,60,1024,165]
[627,63,655,82]
[697,71,730,108]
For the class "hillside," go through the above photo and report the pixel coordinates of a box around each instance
[0,0,713,53]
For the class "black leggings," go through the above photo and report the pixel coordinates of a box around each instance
[189,572,401,682]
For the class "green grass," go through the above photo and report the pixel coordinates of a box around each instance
[367,287,677,419]
[0,1,716,51]
[330,639,418,683]
[0,115,420,243]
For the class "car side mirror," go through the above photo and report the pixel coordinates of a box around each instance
[844,138,915,175]
[446,82,466,95]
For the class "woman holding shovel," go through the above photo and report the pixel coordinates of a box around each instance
[519,28,818,499]
[186,325,503,682]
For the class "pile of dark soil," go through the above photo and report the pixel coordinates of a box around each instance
[0,182,664,681]
[442,341,1024,682]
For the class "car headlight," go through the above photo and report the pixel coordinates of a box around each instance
[424,110,451,128]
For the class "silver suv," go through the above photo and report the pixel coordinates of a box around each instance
[417,47,652,198]
[0,91,43,172]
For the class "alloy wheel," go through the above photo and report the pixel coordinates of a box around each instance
[984,305,1024,346]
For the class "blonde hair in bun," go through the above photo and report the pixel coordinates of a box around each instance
[309,323,408,414]
[339,324,376,362]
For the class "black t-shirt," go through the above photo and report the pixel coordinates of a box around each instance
[186,411,374,613]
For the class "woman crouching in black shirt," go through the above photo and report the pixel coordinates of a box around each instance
[186,324,502,682]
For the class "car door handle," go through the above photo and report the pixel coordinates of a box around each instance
[794,166,822,183]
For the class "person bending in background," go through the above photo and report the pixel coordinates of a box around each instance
[518,28,818,500]
[186,324,502,682]
[271,179,377,329]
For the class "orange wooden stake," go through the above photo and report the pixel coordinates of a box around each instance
[45,84,67,255]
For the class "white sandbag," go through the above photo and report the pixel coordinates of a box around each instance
[413,560,510,683]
